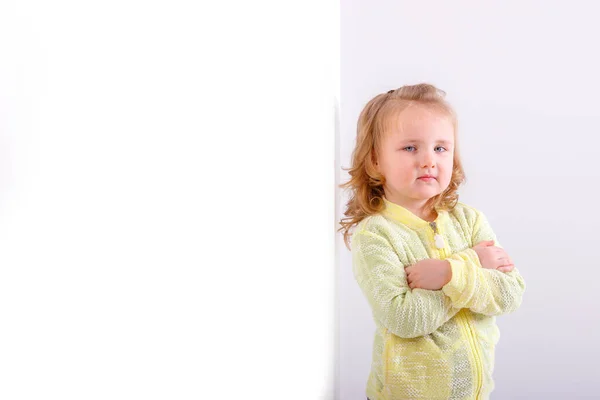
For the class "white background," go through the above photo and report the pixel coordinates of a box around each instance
[0,1,337,399]
[337,1,600,399]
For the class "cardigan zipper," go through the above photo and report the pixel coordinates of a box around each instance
[429,222,445,249]
[460,310,484,398]
[430,221,483,398]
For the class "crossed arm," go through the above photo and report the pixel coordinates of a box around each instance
[351,213,526,338]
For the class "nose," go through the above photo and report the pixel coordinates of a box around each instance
[420,150,435,169]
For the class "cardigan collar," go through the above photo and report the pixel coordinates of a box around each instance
[381,197,447,230]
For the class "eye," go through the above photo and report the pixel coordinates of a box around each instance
[435,146,447,152]
[403,146,416,152]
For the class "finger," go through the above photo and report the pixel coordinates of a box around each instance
[498,264,514,273]
[477,240,495,247]
[494,248,508,257]
[497,263,511,270]
[503,259,514,267]
[405,266,412,274]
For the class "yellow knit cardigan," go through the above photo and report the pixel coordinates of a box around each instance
[351,198,526,400]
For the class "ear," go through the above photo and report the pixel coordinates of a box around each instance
[371,152,379,171]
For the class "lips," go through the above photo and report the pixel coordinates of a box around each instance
[418,175,436,180]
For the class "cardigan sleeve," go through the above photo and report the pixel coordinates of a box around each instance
[441,210,526,316]
[352,230,460,338]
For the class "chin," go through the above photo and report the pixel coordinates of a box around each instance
[414,190,442,200]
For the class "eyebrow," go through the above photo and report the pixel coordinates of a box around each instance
[400,139,453,145]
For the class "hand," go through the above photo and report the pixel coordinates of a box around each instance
[472,240,514,273]
[405,259,452,290]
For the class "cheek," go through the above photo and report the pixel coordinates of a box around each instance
[393,159,415,179]
[381,161,413,183]
[439,160,454,181]
[383,155,411,171]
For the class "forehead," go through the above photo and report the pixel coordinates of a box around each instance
[384,105,455,142]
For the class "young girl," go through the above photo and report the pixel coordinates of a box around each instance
[339,83,526,400]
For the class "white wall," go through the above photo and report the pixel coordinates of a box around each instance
[0,1,337,399]
[337,2,600,399]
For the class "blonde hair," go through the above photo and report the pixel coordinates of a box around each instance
[338,83,466,250]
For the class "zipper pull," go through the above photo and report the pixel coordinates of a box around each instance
[429,222,445,249]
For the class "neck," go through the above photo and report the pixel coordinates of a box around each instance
[384,195,437,222]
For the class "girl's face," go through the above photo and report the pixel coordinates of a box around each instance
[375,105,455,213]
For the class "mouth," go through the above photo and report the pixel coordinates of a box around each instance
[418,176,436,182]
